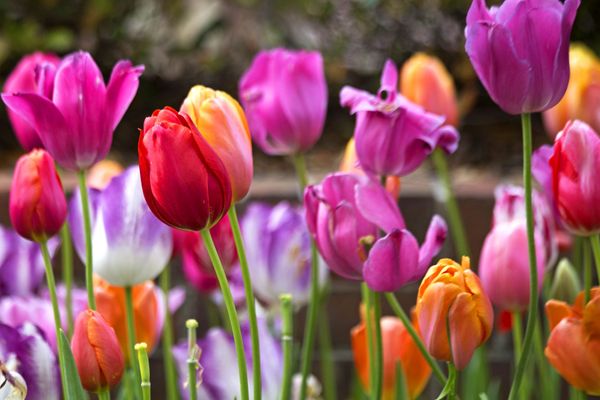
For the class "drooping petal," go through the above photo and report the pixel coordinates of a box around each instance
[355,180,405,232]
[417,215,448,269]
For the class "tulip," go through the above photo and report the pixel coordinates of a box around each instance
[545,288,600,395]
[71,309,125,391]
[181,85,253,201]
[543,44,600,137]
[478,185,555,311]
[550,120,600,235]
[305,173,446,291]
[139,106,232,231]
[172,318,282,399]
[69,166,172,286]
[340,60,459,177]
[351,312,431,399]
[94,276,160,361]
[179,214,237,292]
[549,258,581,303]
[2,51,144,171]
[86,159,124,190]
[239,48,328,155]
[465,0,580,114]
[416,257,494,369]
[2,52,60,150]
[240,202,328,307]
[0,364,27,400]
[400,52,459,127]
[9,149,67,242]
[0,322,60,400]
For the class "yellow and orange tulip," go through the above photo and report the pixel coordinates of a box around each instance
[545,288,600,395]
[86,159,124,190]
[415,257,493,370]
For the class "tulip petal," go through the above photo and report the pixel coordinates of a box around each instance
[379,59,398,97]
[72,316,102,389]
[105,60,144,132]
[355,180,405,232]
[418,215,448,269]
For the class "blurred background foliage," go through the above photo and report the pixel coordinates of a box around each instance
[0,0,599,170]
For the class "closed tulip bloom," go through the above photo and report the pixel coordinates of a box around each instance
[340,60,459,177]
[2,51,144,170]
[181,85,253,201]
[545,288,600,395]
[543,44,600,137]
[86,159,124,190]
[465,0,580,114]
[9,149,67,242]
[239,48,327,155]
[416,257,494,370]
[550,120,600,235]
[351,312,431,399]
[400,53,459,127]
[139,107,232,231]
[2,52,60,150]
[69,166,172,286]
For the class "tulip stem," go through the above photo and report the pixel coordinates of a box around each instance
[77,170,96,310]
[508,112,538,400]
[98,388,111,400]
[228,206,262,400]
[40,240,69,399]
[280,294,294,400]
[159,267,180,400]
[200,229,249,400]
[362,284,377,397]
[318,295,337,400]
[431,148,471,257]
[588,235,600,293]
[60,223,74,338]
[135,343,151,400]
[186,320,200,400]
[584,240,592,304]
[371,290,383,400]
[511,312,526,400]
[125,286,142,397]
[385,292,447,384]
[447,362,458,400]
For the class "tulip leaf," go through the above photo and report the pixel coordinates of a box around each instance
[59,330,88,399]
[394,361,409,400]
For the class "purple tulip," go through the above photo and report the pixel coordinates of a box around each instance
[239,48,327,155]
[173,318,282,399]
[478,185,557,311]
[2,52,60,150]
[465,0,580,114]
[0,322,60,400]
[340,59,459,177]
[69,166,172,286]
[305,173,447,292]
[0,226,58,296]
[240,202,328,307]
[2,51,144,171]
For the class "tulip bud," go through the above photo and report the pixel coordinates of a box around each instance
[549,258,581,303]
[416,257,493,370]
[71,309,125,392]
[9,149,67,242]
[400,53,459,127]
[181,86,253,201]
[139,107,232,231]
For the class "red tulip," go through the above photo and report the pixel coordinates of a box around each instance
[138,107,232,231]
[9,149,67,242]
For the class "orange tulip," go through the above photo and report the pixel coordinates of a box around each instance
[415,257,493,370]
[180,85,253,201]
[542,44,600,138]
[351,311,431,399]
[94,276,159,361]
[86,159,124,190]
[400,53,459,127]
[545,288,600,395]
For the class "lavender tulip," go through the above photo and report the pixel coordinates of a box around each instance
[0,226,58,296]
[239,48,327,155]
[240,202,328,307]
[305,173,447,291]
[173,318,282,399]
[2,51,143,170]
[69,166,173,286]
[465,0,580,114]
[340,59,459,177]
[2,52,60,150]
[0,322,60,400]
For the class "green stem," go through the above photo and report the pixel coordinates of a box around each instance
[98,388,111,400]
[292,152,309,190]
[186,320,199,400]
[228,206,261,400]
[40,241,68,399]
[318,300,337,400]
[371,290,383,400]
[431,148,471,257]
[447,362,458,400]
[280,294,294,400]
[385,292,447,385]
[588,235,600,291]
[77,170,96,310]
[159,268,179,400]
[125,286,142,396]
[511,312,525,400]
[584,240,591,304]
[135,342,151,400]
[59,223,74,337]
[200,229,249,400]
[362,284,376,396]
[534,317,553,400]
[508,112,538,400]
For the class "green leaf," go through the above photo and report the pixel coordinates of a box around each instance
[59,330,87,399]
[394,361,410,400]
